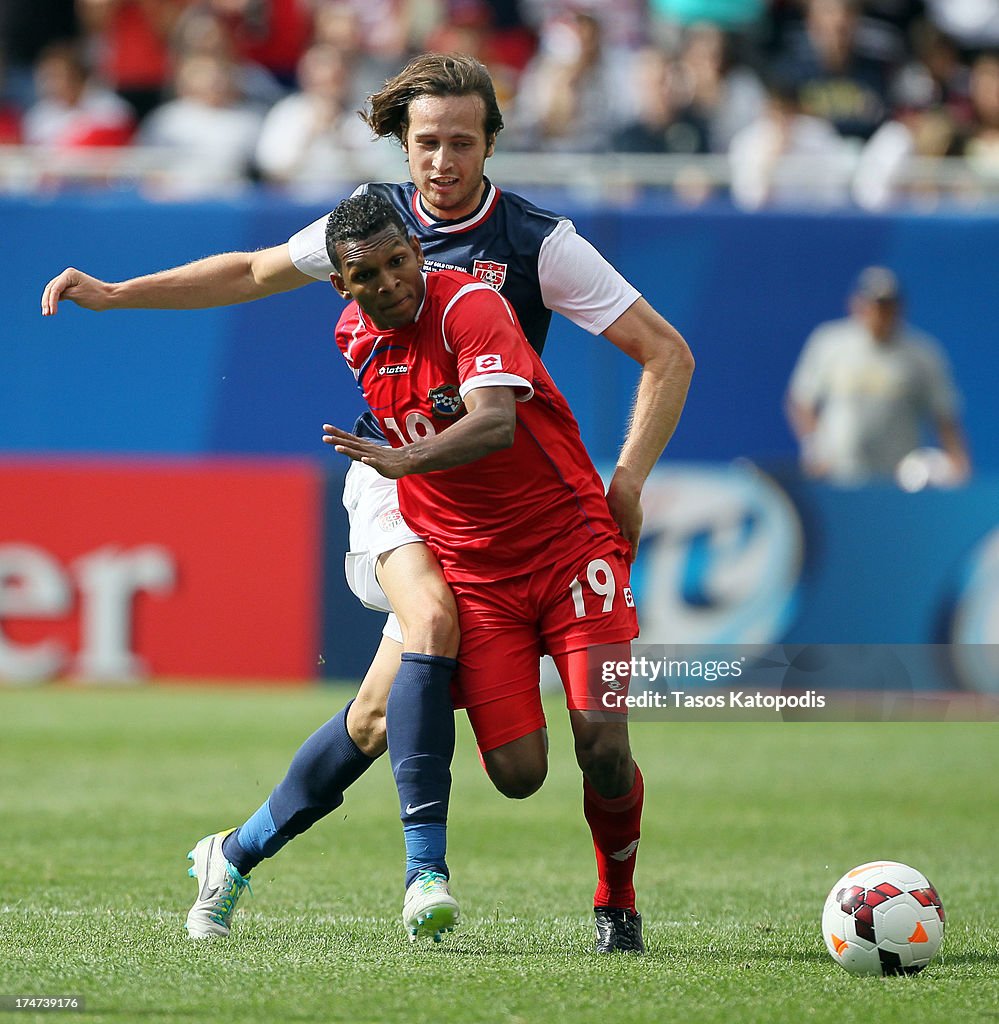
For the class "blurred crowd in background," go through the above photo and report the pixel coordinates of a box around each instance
[1,0,998,206]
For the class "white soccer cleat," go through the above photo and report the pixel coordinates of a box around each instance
[402,871,459,943]
[184,829,252,939]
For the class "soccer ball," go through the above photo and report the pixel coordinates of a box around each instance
[822,861,945,975]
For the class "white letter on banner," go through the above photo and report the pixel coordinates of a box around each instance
[72,546,176,680]
[0,543,72,682]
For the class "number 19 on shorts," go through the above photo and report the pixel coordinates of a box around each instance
[568,557,635,618]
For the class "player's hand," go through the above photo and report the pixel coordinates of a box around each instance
[41,268,111,316]
[322,424,411,479]
[606,467,644,562]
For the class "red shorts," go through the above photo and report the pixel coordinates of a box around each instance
[448,541,639,752]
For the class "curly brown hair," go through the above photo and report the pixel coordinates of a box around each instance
[362,52,504,146]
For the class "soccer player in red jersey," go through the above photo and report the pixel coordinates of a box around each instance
[324,191,647,952]
[40,54,694,949]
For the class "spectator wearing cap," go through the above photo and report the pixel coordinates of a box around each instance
[785,266,971,485]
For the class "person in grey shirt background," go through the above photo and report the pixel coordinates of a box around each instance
[785,265,971,486]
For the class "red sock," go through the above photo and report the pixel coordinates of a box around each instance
[583,763,644,912]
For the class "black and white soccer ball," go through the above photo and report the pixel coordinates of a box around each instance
[822,861,945,975]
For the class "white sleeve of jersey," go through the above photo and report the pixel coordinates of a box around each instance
[459,373,534,402]
[287,184,367,281]
[288,213,335,281]
[537,219,640,335]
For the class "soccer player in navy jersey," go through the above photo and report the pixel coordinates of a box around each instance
[40,53,694,950]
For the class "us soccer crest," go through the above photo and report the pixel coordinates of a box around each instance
[472,259,508,290]
[428,383,464,418]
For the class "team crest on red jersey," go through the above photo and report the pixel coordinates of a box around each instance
[472,259,508,290]
[428,383,464,418]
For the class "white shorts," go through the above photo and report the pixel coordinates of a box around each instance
[341,460,423,643]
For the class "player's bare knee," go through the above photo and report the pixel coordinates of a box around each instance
[399,595,459,658]
[483,747,547,799]
[422,595,460,654]
[346,699,387,758]
[490,763,547,800]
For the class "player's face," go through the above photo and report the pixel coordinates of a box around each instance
[403,93,495,220]
[332,227,426,330]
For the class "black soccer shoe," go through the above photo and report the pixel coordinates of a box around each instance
[594,907,645,954]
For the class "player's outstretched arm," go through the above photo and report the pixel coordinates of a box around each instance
[40,243,312,316]
[602,297,694,558]
[323,387,516,479]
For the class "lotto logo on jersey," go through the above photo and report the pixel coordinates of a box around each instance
[428,383,464,418]
[624,587,635,608]
[472,260,508,290]
[378,363,409,376]
[475,354,503,373]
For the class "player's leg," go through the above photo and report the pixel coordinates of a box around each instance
[185,463,457,938]
[221,637,400,874]
[559,649,645,955]
[184,637,396,938]
[204,485,434,881]
[451,576,551,798]
[474,699,549,799]
[542,545,645,953]
[374,542,461,941]
[344,536,460,759]
[187,543,458,941]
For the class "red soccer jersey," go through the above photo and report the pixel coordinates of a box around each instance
[335,269,626,583]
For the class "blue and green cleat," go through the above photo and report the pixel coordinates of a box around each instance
[184,829,252,939]
[402,870,459,943]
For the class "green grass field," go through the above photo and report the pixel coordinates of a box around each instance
[1,685,997,1024]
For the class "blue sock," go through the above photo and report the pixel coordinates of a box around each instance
[222,700,375,876]
[223,800,279,876]
[387,652,457,888]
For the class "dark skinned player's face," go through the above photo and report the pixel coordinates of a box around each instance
[331,227,426,331]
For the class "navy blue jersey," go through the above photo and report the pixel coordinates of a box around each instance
[359,179,563,356]
[350,180,563,441]
[289,177,639,442]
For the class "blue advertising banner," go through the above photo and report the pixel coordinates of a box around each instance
[4,196,996,472]
[630,464,999,695]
